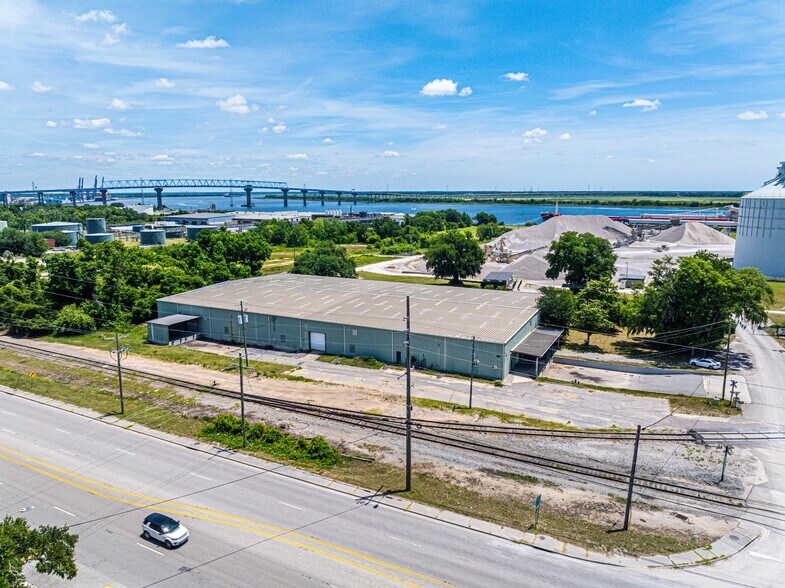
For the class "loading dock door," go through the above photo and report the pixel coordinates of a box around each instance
[309,332,326,352]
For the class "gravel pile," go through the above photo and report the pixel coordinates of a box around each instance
[650,222,735,246]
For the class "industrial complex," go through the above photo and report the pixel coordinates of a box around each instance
[148,275,561,379]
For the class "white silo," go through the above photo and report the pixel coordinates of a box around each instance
[734,162,785,280]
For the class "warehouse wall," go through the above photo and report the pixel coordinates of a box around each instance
[154,301,532,380]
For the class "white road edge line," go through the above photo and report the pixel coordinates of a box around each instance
[188,472,212,481]
[116,448,135,455]
[1,428,16,435]
[54,506,76,517]
[59,449,76,456]
[55,428,72,435]
[278,501,304,511]
[136,542,165,556]
[387,535,422,548]
[1,410,15,416]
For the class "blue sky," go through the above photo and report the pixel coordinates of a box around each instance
[1,0,785,191]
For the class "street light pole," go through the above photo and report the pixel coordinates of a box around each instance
[238,352,246,449]
[239,301,249,367]
[405,295,412,492]
[721,319,732,401]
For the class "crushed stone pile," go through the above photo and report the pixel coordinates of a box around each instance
[489,215,633,254]
[650,222,735,246]
[502,252,559,282]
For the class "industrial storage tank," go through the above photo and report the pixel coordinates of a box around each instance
[86,218,107,234]
[734,161,785,280]
[131,224,145,233]
[61,230,79,246]
[84,233,114,244]
[186,225,220,241]
[140,229,166,246]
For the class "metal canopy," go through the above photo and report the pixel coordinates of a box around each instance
[147,314,201,326]
[483,271,513,282]
[512,327,564,358]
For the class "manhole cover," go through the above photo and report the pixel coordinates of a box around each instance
[179,566,191,573]
[730,535,739,541]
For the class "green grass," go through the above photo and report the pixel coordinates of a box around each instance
[412,397,579,429]
[768,281,785,310]
[357,271,481,288]
[0,348,714,557]
[40,325,314,382]
[537,377,741,417]
[316,354,387,369]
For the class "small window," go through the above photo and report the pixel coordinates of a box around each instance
[352,329,357,336]
[349,344,356,354]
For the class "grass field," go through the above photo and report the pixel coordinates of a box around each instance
[357,271,482,287]
[769,281,785,310]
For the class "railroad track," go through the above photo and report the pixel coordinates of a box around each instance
[4,338,785,516]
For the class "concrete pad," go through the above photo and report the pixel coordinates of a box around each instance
[501,528,525,542]
[706,539,740,557]
[406,502,441,518]
[639,555,672,567]
[468,518,503,535]
[694,547,716,561]
[436,510,474,527]
[668,551,701,566]
[327,481,358,495]
[564,544,589,559]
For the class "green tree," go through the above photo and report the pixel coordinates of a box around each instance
[53,304,97,334]
[625,252,773,348]
[537,287,577,327]
[423,230,484,285]
[476,222,508,242]
[474,211,498,225]
[291,242,357,278]
[574,300,616,346]
[371,217,401,240]
[579,277,623,324]
[0,516,78,587]
[39,230,72,247]
[544,232,617,286]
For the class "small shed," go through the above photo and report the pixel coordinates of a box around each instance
[618,273,646,288]
[482,271,514,289]
[147,314,201,346]
[510,327,563,376]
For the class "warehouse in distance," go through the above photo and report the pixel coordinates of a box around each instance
[147,275,560,379]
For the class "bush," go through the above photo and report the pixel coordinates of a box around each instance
[53,304,96,334]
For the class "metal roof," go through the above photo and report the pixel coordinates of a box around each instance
[483,271,513,283]
[744,162,785,199]
[512,327,564,358]
[158,275,539,344]
[166,212,235,220]
[147,314,201,326]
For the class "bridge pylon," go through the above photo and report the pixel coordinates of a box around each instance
[154,187,163,209]
[243,186,253,207]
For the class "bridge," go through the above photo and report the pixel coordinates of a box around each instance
[1,178,374,209]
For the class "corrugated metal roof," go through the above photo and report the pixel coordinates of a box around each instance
[147,314,201,326]
[483,271,513,283]
[744,162,785,199]
[512,327,563,357]
[158,275,539,344]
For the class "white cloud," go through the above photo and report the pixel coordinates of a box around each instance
[31,81,53,93]
[778,112,785,119]
[421,79,458,96]
[272,123,287,133]
[261,127,269,134]
[559,133,571,141]
[102,34,121,46]
[104,128,142,137]
[433,123,447,130]
[155,78,175,88]
[606,155,614,159]
[737,110,768,120]
[522,127,548,144]
[108,98,129,110]
[0,81,14,91]
[286,153,309,160]
[647,158,657,163]
[81,143,99,149]
[73,118,112,129]
[383,150,401,158]
[253,139,264,146]
[27,152,46,158]
[76,10,117,24]
[322,138,335,144]
[111,23,129,35]
[151,154,174,165]
[177,36,230,49]
[217,94,258,115]
[458,87,473,97]
[287,167,298,172]
[44,120,58,128]
[267,117,276,124]
[622,98,660,112]
[501,72,530,82]
[589,110,597,116]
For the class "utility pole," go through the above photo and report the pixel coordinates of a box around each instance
[721,319,732,401]
[719,445,732,483]
[109,333,130,414]
[468,336,477,409]
[622,425,642,531]
[239,301,249,367]
[405,295,412,492]
[238,352,246,448]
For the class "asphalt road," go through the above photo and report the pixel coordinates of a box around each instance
[0,392,683,588]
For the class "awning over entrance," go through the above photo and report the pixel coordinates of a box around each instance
[147,314,201,326]
[511,327,564,377]
[147,314,201,345]
[512,327,564,358]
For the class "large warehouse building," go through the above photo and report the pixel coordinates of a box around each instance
[147,275,560,379]
[734,161,785,280]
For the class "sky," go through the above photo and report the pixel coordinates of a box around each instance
[1,0,785,191]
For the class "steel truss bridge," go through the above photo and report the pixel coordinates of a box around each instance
[1,178,381,208]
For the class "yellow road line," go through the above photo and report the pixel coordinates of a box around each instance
[0,444,453,587]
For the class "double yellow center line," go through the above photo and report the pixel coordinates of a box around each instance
[0,443,453,587]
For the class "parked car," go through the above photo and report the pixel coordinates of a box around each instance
[142,513,189,548]
[689,357,722,370]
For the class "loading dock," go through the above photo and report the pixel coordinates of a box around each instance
[309,331,326,352]
[511,327,563,376]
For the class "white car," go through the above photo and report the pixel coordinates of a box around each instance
[142,513,189,548]
[689,357,722,370]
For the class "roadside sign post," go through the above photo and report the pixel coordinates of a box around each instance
[719,445,733,483]
[534,494,542,529]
